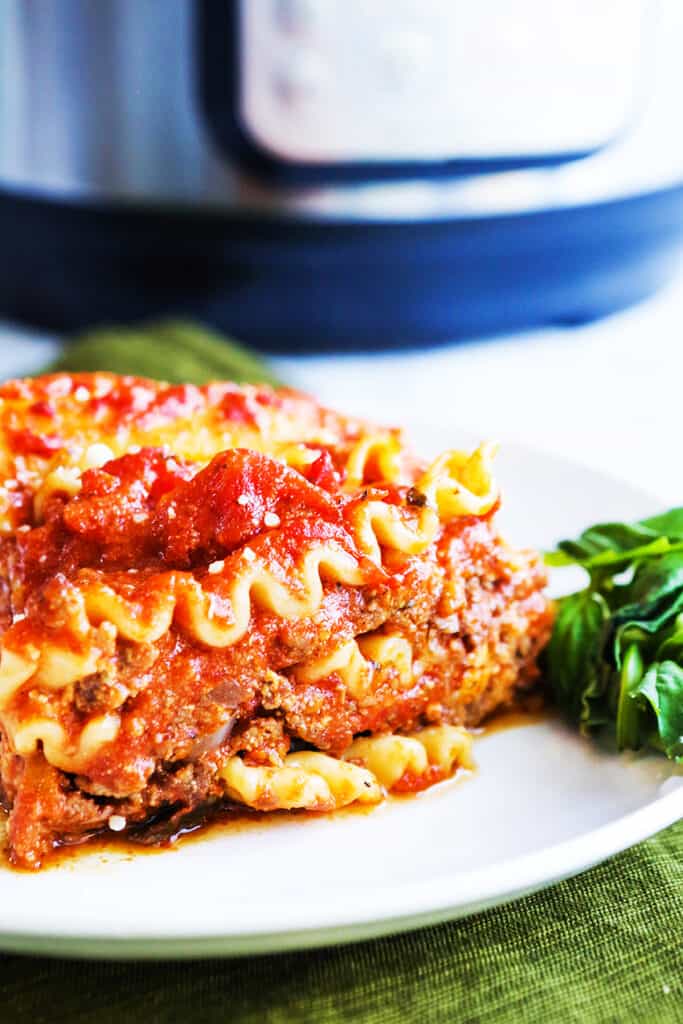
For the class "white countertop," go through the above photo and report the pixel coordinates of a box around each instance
[1,265,682,506]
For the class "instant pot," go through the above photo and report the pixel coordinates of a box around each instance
[2,0,683,350]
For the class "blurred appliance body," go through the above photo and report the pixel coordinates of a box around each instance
[2,0,683,350]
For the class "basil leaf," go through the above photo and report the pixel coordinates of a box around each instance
[544,590,609,727]
[639,507,683,538]
[655,615,683,661]
[546,510,683,570]
[635,661,683,761]
[546,507,683,762]
[623,550,683,609]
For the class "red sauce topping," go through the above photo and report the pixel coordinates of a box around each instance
[391,765,446,794]
[11,445,394,598]
[156,449,344,566]
[9,429,63,457]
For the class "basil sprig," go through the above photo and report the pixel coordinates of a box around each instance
[544,508,683,760]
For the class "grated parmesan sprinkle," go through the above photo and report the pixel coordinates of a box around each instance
[208,560,225,574]
[264,511,281,527]
[236,494,249,506]
[243,547,256,562]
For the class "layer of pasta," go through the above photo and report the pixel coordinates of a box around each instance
[0,374,553,868]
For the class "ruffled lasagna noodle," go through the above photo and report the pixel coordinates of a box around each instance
[0,374,553,868]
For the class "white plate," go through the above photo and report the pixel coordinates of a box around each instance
[0,434,681,959]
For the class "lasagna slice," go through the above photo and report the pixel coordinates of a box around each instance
[0,374,553,868]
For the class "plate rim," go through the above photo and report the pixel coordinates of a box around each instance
[0,773,680,960]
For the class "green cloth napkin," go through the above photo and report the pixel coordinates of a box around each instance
[45,320,283,387]
[2,821,681,1024]
[5,323,680,1022]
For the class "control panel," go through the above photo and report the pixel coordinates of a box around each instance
[238,0,645,167]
